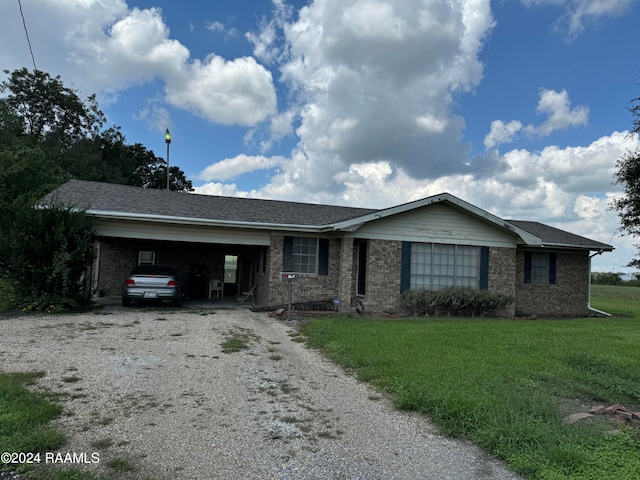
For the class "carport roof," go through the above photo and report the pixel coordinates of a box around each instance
[43,179,378,227]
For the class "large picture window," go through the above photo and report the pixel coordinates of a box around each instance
[409,243,480,290]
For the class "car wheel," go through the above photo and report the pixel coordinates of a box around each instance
[122,296,131,307]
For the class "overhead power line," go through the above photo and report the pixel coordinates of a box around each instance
[17,0,38,70]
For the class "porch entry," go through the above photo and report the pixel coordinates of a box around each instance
[224,254,238,297]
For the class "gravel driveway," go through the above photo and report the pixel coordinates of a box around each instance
[0,306,522,480]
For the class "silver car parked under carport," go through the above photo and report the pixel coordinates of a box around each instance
[122,265,182,307]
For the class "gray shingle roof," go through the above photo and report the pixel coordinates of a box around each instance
[506,220,613,251]
[42,180,614,251]
[42,179,378,226]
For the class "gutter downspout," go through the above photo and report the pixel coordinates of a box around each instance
[588,249,611,317]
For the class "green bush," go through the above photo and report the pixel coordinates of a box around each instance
[0,201,95,312]
[401,286,513,317]
[0,277,16,311]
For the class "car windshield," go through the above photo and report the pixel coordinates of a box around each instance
[130,265,177,276]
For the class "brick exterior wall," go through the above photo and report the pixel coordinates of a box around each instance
[267,234,341,305]
[338,237,355,309]
[264,237,525,316]
[265,236,403,313]
[514,249,590,317]
[97,233,592,318]
[488,247,516,317]
[355,240,403,313]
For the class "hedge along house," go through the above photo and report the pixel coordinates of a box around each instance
[44,180,613,317]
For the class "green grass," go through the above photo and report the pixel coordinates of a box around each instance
[0,372,66,455]
[220,327,259,353]
[299,288,640,480]
[0,372,107,480]
[590,284,640,317]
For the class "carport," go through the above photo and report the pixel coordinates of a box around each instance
[91,216,268,302]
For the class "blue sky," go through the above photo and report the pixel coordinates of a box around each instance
[1,0,639,272]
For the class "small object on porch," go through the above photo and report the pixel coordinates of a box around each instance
[208,279,223,299]
[238,285,256,305]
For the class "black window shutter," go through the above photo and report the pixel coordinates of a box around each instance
[549,253,557,285]
[400,241,411,293]
[318,238,329,275]
[282,236,293,272]
[524,252,532,284]
[479,247,490,290]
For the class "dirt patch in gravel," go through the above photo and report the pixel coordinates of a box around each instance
[0,307,521,480]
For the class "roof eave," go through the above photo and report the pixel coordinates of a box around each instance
[522,242,614,252]
[86,209,324,233]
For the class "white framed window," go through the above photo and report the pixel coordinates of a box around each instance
[410,243,479,290]
[138,250,156,265]
[293,237,318,274]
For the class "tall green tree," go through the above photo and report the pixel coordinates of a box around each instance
[613,96,640,268]
[0,68,193,197]
[0,68,105,154]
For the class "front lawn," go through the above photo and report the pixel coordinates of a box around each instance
[300,290,640,479]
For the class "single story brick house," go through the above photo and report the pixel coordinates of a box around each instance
[44,179,613,317]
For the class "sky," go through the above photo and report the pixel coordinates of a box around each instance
[1,0,639,273]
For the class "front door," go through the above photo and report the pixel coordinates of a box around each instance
[356,241,367,296]
[224,254,238,296]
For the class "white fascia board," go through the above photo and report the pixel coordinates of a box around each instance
[328,193,543,245]
[85,209,323,233]
[528,243,614,252]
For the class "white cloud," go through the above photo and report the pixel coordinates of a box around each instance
[193,182,252,198]
[265,0,496,179]
[485,89,588,148]
[522,0,633,39]
[196,130,639,270]
[416,115,448,134]
[0,0,277,127]
[247,0,293,64]
[530,88,589,135]
[496,131,633,195]
[165,55,276,126]
[134,103,171,133]
[198,154,287,181]
[484,120,523,149]
[206,21,238,38]
[341,0,409,41]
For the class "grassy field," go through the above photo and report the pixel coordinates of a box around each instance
[300,287,640,480]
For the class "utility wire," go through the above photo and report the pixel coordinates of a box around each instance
[17,0,37,70]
